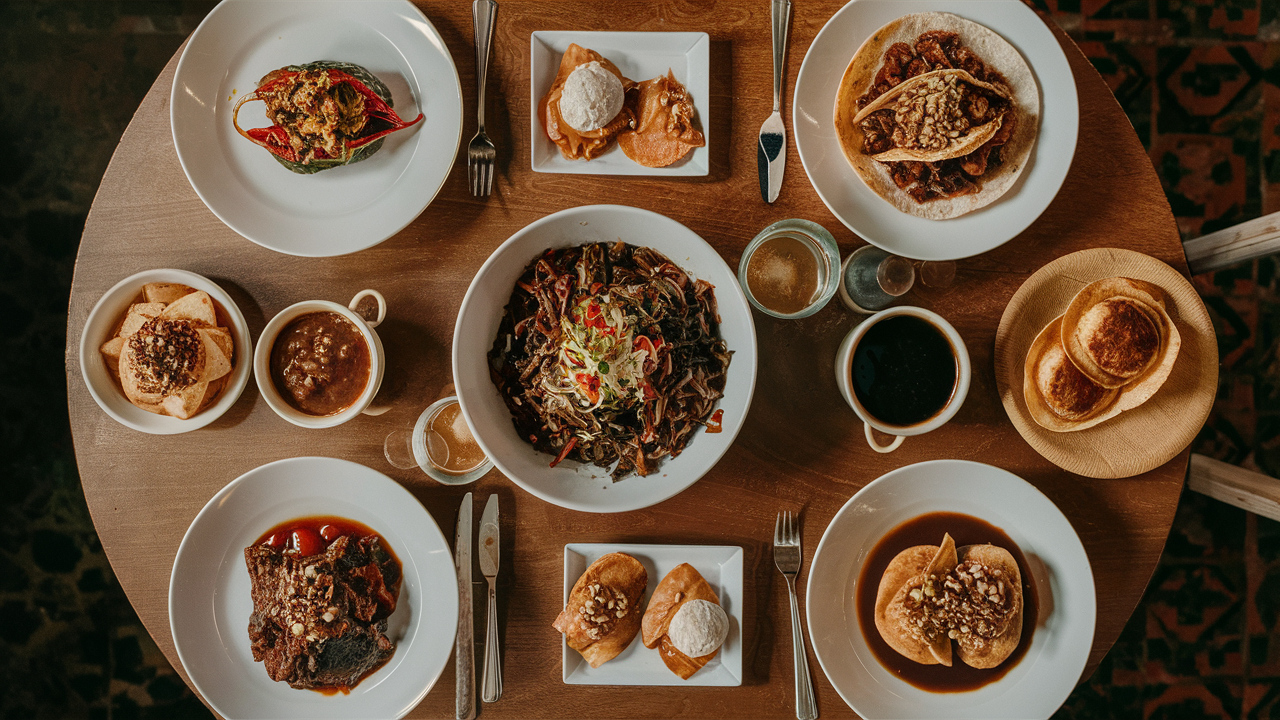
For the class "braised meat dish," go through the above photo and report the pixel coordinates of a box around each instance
[245,521,401,691]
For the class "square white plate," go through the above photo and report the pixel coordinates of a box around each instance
[562,544,742,685]
[530,32,710,176]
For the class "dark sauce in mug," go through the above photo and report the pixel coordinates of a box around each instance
[855,512,1039,692]
[851,315,957,426]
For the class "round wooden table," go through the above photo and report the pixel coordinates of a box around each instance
[64,2,1192,718]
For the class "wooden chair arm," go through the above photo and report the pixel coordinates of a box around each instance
[1183,212,1280,275]
[1187,453,1280,522]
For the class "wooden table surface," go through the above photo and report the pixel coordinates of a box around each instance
[64,2,1192,718]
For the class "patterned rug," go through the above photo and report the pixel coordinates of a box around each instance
[1,1,1277,718]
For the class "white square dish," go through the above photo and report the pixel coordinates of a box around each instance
[530,31,710,176]
[561,543,743,685]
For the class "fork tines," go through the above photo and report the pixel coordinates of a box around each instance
[467,144,495,197]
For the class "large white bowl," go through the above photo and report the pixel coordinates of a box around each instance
[452,205,757,513]
[78,269,253,434]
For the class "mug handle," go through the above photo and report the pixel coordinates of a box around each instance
[864,422,905,453]
[349,289,387,328]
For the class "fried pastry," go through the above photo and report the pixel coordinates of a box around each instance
[101,283,235,419]
[641,563,728,680]
[539,45,637,161]
[617,71,705,168]
[875,533,1023,669]
[553,552,647,668]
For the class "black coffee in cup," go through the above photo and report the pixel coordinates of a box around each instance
[851,315,958,427]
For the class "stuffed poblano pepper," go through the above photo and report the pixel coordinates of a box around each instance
[232,61,424,174]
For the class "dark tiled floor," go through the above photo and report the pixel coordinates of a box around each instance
[4,1,1280,718]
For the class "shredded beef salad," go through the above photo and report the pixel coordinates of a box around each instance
[488,242,731,480]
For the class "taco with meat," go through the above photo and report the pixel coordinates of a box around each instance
[833,13,1040,219]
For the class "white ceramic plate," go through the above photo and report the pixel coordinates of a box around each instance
[169,457,458,720]
[793,0,1078,260]
[562,543,743,686]
[78,268,252,435]
[171,0,463,257]
[806,460,1095,719]
[452,205,757,513]
[530,32,710,176]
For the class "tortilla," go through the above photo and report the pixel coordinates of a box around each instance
[834,12,1041,219]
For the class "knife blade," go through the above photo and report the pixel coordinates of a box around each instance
[478,495,502,702]
[757,0,792,203]
[454,493,475,720]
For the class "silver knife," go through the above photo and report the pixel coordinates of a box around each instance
[757,0,792,203]
[478,495,502,702]
[455,493,475,720]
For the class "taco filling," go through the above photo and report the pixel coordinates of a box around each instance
[854,31,1018,204]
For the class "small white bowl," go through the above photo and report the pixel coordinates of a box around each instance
[78,269,253,434]
[254,290,387,428]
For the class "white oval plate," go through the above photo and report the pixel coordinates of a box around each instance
[452,205,758,513]
[78,268,252,435]
[806,459,1095,719]
[793,0,1078,260]
[169,457,457,720]
[171,0,462,257]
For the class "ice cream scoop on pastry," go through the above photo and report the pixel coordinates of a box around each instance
[641,563,729,680]
[553,552,648,668]
[875,533,1023,669]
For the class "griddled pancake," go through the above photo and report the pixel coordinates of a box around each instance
[1024,316,1118,431]
[1073,297,1160,381]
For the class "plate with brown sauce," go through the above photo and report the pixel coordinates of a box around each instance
[170,0,462,256]
[792,0,1078,260]
[168,457,457,719]
[806,459,1094,719]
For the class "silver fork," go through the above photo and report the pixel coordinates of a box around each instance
[467,0,497,196]
[774,511,818,720]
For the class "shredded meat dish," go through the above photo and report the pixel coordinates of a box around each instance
[856,31,1017,203]
[488,242,730,480]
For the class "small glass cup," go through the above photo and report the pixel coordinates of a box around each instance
[838,245,915,313]
[384,396,493,485]
[738,218,841,319]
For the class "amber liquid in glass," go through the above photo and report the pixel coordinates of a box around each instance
[425,402,487,475]
[745,234,820,315]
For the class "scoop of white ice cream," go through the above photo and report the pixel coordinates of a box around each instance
[558,61,624,133]
[668,599,729,658]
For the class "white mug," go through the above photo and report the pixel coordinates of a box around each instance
[835,306,971,453]
[254,290,387,428]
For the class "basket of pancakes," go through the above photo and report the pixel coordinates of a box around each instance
[876,533,1023,669]
[833,12,1040,219]
[1024,277,1180,432]
[99,283,235,420]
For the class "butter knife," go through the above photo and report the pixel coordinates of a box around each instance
[478,495,502,702]
[455,493,475,720]
[757,0,792,203]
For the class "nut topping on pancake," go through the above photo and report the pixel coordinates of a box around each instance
[127,318,203,395]
[902,560,1017,651]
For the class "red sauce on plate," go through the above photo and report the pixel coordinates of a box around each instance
[854,511,1038,692]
